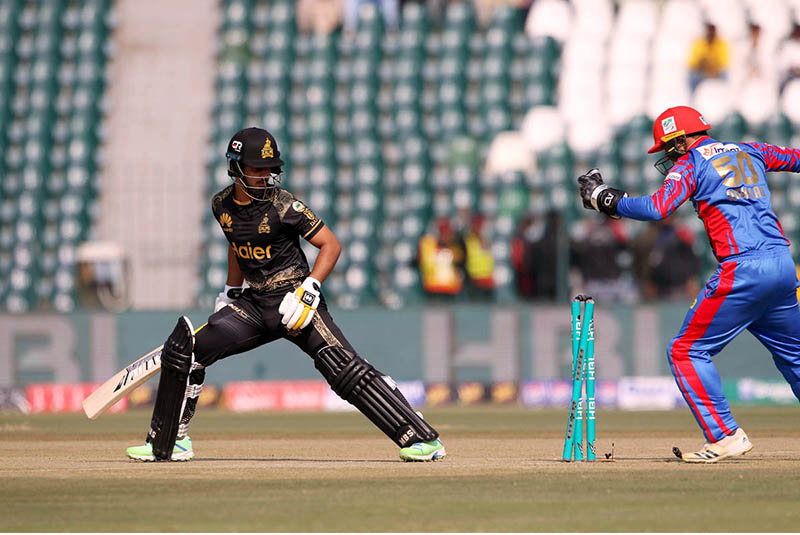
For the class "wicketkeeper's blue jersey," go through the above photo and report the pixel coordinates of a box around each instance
[617,136,796,261]
[615,136,800,443]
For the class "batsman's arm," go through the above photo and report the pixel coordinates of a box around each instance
[226,244,244,286]
[215,246,245,311]
[307,225,341,283]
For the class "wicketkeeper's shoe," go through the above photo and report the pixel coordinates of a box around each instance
[126,436,194,462]
[399,438,446,462]
[681,428,753,463]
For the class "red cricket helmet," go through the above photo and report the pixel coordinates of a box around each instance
[647,106,711,154]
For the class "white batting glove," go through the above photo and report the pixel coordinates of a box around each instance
[278,277,321,331]
[214,284,244,312]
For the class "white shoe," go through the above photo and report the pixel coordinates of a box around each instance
[681,428,753,463]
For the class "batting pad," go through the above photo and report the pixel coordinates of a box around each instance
[151,316,195,460]
[315,345,438,447]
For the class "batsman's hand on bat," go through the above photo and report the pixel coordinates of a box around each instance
[279,276,321,330]
[577,168,627,220]
[215,284,244,312]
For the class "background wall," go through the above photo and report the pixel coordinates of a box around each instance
[0,303,788,387]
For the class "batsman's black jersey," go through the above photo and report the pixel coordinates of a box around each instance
[199,185,350,369]
[211,186,324,292]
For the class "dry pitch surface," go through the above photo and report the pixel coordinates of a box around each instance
[2,406,800,532]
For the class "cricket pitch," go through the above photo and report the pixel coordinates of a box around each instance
[2,406,799,531]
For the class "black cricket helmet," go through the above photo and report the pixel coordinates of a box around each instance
[225,127,285,200]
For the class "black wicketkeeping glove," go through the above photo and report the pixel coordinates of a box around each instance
[577,168,626,219]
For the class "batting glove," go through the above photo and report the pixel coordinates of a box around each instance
[278,277,321,331]
[214,284,245,312]
[577,168,626,219]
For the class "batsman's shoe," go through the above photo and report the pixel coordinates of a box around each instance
[126,436,194,462]
[399,438,446,462]
[682,428,753,464]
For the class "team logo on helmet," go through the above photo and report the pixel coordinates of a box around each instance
[231,140,243,152]
[219,212,233,232]
[261,138,273,159]
[661,116,677,134]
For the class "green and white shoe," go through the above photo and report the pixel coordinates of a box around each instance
[126,436,194,462]
[399,438,446,462]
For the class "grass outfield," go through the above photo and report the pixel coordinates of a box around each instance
[2,406,800,532]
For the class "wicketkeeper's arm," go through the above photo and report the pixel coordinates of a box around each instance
[577,168,627,219]
[578,162,697,221]
[616,159,697,221]
[748,142,800,173]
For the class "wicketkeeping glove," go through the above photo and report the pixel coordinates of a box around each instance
[577,168,627,219]
[214,284,245,312]
[278,277,321,331]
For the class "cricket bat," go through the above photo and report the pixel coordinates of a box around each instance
[83,322,205,419]
[82,344,163,419]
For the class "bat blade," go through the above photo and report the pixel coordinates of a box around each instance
[82,346,163,419]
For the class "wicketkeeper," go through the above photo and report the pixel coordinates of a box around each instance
[577,106,800,463]
[126,127,446,462]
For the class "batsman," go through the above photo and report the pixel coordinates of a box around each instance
[577,106,800,463]
[126,127,446,462]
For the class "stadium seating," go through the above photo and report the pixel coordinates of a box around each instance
[200,1,562,308]
[200,0,800,308]
[1,0,797,312]
[0,0,113,312]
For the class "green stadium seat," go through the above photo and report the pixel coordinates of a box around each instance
[439,107,466,137]
[394,107,422,134]
[443,2,475,33]
[355,1,384,35]
[484,105,512,135]
[401,2,428,30]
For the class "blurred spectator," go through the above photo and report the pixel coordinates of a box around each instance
[570,218,636,303]
[418,217,464,297]
[474,0,532,28]
[461,213,495,299]
[344,0,399,31]
[777,22,800,93]
[632,217,701,301]
[688,22,731,93]
[731,21,776,90]
[511,210,559,299]
[297,0,344,35]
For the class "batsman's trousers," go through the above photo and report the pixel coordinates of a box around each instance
[667,248,800,442]
[194,283,355,367]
